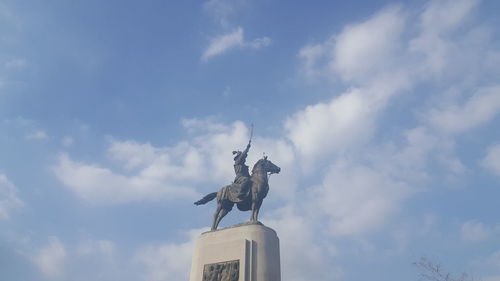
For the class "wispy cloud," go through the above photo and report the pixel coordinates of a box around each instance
[201,27,271,61]
[135,228,207,281]
[32,236,67,280]
[203,0,247,27]
[53,119,296,205]
[26,129,49,140]
[53,121,248,204]
[0,173,23,220]
[201,0,270,61]
[482,144,500,176]
[202,28,244,60]
[3,117,50,141]
[426,86,500,134]
[461,220,491,241]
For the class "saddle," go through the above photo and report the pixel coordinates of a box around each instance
[224,176,251,204]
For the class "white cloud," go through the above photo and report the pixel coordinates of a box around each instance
[203,0,247,27]
[3,117,50,140]
[426,86,500,134]
[299,43,330,78]
[461,220,490,241]
[420,0,479,33]
[77,239,115,262]
[292,0,499,178]
[312,161,412,236]
[71,239,126,281]
[285,73,410,165]
[288,0,500,249]
[482,144,500,176]
[135,228,207,281]
[202,27,271,61]
[32,236,67,280]
[53,153,198,204]
[291,7,414,164]
[53,121,276,204]
[247,36,271,49]
[106,140,167,170]
[288,0,500,247]
[264,207,342,281]
[410,0,480,74]
[331,6,405,83]
[24,237,133,281]
[299,5,411,86]
[285,88,378,161]
[294,0,495,164]
[0,173,23,220]
[393,127,438,175]
[201,0,270,61]
[54,119,298,204]
[26,129,49,140]
[202,27,244,60]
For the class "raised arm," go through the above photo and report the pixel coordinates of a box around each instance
[235,141,251,165]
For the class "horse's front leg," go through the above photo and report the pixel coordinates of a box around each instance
[250,191,259,221]
[254,199,263,221]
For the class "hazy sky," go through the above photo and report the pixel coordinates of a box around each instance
[1,0,500,280]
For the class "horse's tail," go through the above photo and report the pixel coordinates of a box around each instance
[194,192,217,205]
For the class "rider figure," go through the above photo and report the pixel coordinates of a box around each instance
[233,140,251,180]
[228,140,251,202]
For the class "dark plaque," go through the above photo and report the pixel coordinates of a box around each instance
[202,260,239,281]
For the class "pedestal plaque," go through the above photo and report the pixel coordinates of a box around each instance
[189,222,281,281]
[202,260,239,281]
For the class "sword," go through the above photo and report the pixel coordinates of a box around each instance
[248,123,254,145]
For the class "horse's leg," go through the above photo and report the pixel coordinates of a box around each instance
[251,202,256,221]
[250,188,259,221]
[215,202,233,229]
[254,198,263,221]
[211,201,222,231]
[214,206,224,230]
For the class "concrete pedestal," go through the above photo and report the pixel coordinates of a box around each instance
[189,222,281,281]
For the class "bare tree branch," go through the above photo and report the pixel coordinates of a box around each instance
[413,257,475,281]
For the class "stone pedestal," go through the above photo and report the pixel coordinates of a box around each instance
[189,222,281,281]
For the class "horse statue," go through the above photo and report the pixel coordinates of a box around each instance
[194,156,281,230]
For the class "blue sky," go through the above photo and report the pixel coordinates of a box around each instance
[1,0,500,280]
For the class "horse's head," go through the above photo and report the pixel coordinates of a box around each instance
[253,155,281,175]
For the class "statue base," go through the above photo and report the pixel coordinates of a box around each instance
[189,222,281,281]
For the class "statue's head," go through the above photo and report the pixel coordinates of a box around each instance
[232,150,242,160]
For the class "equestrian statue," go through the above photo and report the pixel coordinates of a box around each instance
[194,129,281,230]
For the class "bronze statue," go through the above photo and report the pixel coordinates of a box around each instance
[194,135,280,230]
